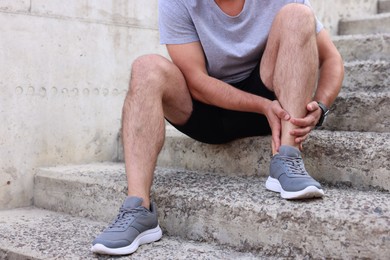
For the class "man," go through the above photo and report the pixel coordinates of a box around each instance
[91,0,344,256]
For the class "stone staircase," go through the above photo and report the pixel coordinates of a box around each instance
[1,2,390,259]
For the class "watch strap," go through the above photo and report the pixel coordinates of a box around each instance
[316,101,329,127]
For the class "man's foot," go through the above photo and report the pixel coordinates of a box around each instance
[266,145,324,199]
[91,196,162,255]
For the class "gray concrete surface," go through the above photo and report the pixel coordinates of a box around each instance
[343,60,390,92]
[31,166,390,259]
[333,34,390,61]
[0,207,262,260]
[329,91,390,132]
[112,127,390,191]
[310,0,378,35]
[379,0,390,13]
[0,1,166,210]
[339,13,390,35]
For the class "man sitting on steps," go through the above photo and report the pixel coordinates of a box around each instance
[91,0,344,256]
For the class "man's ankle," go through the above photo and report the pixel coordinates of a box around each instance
[127,194,150,209]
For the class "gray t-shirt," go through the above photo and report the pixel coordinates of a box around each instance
[159,0,323,83]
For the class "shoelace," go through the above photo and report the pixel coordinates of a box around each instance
[107,207,142,230]
[280,156,307,176]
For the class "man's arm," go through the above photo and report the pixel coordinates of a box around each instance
[166,42,272,114]
[167,42,290,150]
[314,29,344,107]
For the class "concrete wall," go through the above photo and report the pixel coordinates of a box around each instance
[0,0,166,209]
[311,0,378,35]
[0,0,379,209]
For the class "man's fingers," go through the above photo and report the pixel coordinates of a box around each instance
[290,126,312,137]
[307,101,319,111]
[290,118,306,127]
[272,128,281,153]
[270,118,281,153]
[272,101,290,120]
[290,117,312,127]
[290,114,317,127]
[295,134,309,144]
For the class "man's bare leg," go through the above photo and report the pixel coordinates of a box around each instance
[122,54,193,208]
[91,54,192,255]
[261,4,323,199]
[260,3,319,151]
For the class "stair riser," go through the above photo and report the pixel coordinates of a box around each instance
[157,130,390,191]
[328,93,390,132]
[154,193,388,259]
[379,0,390,13]
[339,14,390,35]
[334,34,390,61]
[34,169,127,223]
[343,61,390,92]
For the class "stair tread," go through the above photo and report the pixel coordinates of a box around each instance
[36,163,390,217]
[0,207,260,260]
[33,165,390,258]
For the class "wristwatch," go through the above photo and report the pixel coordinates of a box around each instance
[316,101,329,127]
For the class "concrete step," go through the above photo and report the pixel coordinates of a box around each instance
[156,129,390,190]
[32,166,390,259]
[343,60,390,93]
[114,128,390,190]
[329,91,390,132]
[333,34,390,61]
[379,0,390,13]
[0,207,261,260]
[339,13,390,35]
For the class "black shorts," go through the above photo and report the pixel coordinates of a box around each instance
[168,63,276,144]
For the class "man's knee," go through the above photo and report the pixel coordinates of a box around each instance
[129,54,175,94]
[131,54,172,80]
[276,3,316,33]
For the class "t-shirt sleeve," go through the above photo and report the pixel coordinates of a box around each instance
[299,0,324,33]
[158,0,200,44]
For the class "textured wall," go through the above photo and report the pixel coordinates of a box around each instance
[0,0,166,209]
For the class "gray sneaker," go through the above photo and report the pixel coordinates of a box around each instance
[266,145,324,199]
[91,196,162,255]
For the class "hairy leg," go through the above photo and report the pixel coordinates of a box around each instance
[122,54,192,208]
[260,3,319,151]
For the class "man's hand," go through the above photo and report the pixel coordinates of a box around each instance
[289,101,322,145]
[265,100,290,153]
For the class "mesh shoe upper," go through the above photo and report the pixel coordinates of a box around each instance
[270,145,322,192]
[92,197,159,249]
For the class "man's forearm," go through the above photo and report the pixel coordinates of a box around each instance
[314,55,344,108]
[187,72,271,115]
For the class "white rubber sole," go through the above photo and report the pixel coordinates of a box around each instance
[265,176,324,199]
[91,225,163,255]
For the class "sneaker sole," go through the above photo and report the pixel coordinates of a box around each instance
[265,176,324,199]
[91,225,162,255]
